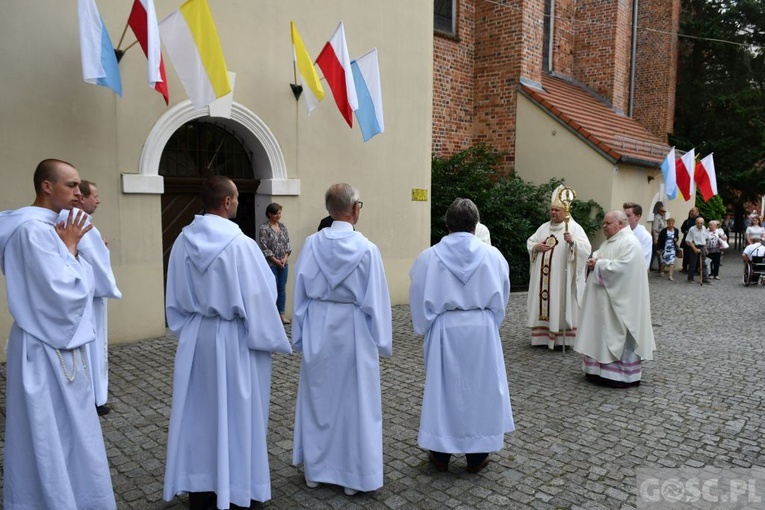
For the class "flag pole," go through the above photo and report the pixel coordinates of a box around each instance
[289,22,303,100]
[115,21,131,62]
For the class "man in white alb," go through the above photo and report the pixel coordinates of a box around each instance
[410,198,514,474]
[164,176,292,509]
[527,186,591,349]
[61,179,122,416]
[292,183,392,496]
[623,202,653,269]
[0,158,116,509]
[574,210,656,388]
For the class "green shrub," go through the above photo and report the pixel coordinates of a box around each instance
[431,145,603,289]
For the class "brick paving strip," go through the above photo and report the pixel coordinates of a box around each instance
[0,257,763,508]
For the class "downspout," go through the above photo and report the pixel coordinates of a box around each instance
[629,0,638,116]
[548,0,555,72]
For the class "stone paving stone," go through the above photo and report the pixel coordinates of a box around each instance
[1,260,765,508]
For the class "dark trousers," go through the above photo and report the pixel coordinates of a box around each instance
[682,243,691,271]
[688,246,708,280]
[708,251,721,277]
[430,450,489,467]
[189,491,259,510]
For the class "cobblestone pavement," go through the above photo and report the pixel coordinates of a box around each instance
[1,256,764,509]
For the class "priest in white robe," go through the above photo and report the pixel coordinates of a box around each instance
[292,183,392,496]
[527,187,591,348]
[410,198,514,474]
[163,176,292,509]
[0,159,116,510]
[574,210,656,388]
[58,179,122,416]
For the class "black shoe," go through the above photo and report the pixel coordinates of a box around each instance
[428,451,449,472]
[702,279,712,284]
[96,404,111,416]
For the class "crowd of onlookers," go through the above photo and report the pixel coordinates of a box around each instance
[650,206,764,284]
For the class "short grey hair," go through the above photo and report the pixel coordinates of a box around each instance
[609,210,628,226]
[445,198,480,233]
[325,183,361,217]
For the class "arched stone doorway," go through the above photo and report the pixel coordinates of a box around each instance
[121,99,300,281]
[159,120,259,280]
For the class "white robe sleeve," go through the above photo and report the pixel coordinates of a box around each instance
[360,247,392,358]
[5,221,94,349]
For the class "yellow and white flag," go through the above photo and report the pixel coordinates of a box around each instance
[160,0,231,110]
[291,22,325,115]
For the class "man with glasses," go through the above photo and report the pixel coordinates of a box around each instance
[291,184,392,496]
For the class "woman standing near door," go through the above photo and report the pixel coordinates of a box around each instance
[259,203,292,324]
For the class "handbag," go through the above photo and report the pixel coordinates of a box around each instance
[676,247,683,258]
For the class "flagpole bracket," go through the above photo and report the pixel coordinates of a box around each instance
[290,84,303,100]
[115,49,125,63]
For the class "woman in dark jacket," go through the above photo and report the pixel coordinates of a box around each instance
[657,217,681,281]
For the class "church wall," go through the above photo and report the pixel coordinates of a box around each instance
[0,1,434,361]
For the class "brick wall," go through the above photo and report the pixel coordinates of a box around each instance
[432,1,475,158]
[432,0,678,169]
[551,0,575,76]
[633,0,679,141]
[573,0,633,114]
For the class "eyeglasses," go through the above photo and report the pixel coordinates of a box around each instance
[356,201,364,209]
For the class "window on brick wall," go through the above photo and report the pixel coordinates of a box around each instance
[434,0,456,36]
[543,0,554,72]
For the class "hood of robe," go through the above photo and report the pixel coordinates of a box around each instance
[181,214,242,273]
[433,232,487,285]
[312,223,368,289]
[0,206,58,273]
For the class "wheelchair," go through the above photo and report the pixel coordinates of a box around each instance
[743,255,765,286]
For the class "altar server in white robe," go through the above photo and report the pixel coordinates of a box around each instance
[292,183,392,496]
[164,176,291,509]
[409,198,514,474]
[58,180,122,416]
[574,210,656,388]
[527,186,591,348]
[0,158,116,510]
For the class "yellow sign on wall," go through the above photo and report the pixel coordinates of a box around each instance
[411,189,428,201]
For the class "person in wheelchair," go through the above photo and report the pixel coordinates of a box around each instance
[742,235,765,285]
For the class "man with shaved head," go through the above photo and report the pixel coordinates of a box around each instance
[574,210,656,388]
[0,159,116,508]
[164,175,291,509]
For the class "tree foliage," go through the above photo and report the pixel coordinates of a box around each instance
[673,0,765,227]
[431,145,604,288]
[696,194,727,224]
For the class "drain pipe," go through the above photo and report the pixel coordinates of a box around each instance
[629,0,638,116]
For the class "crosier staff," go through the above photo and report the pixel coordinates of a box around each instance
[557,185,577,354]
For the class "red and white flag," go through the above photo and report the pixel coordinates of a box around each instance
[694,153,718,202]
[675,148,695,201]
[315,21,358,127]
[129,0,169,104]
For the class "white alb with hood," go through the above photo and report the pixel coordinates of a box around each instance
[409,232,515,454]
[0,206,116,510]
[58,207,121,407]
[292,221,392,493]
[163,214,292,508]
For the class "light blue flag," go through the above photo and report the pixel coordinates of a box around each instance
[95,17,122,96]
[79,0,122,96]
[351,49,383,142]
[661,147,677,200]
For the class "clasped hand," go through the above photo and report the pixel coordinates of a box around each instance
[56,209,93,255]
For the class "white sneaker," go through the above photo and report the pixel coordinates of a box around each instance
[305,480,319,489]
[344,487,358,496]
